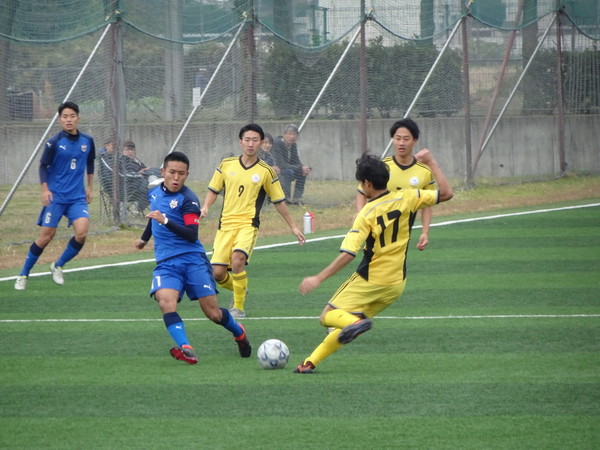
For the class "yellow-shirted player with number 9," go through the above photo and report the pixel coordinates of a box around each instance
[201,123,305,319]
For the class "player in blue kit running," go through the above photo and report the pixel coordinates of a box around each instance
[134,151,251,364]
[14,101,96,290]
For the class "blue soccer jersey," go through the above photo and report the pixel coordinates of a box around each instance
[40,130,96,203]
[148,184,206,262]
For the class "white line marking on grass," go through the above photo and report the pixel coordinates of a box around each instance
[1,314,599,324]
[1,202,599,282]
[378,314,600,319]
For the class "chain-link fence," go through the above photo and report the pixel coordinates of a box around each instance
[1,0,599,231]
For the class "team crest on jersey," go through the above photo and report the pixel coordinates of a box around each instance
[81,145,88,152]
[169,199,179,209]
[251,174,260,183]
[409,176,420,186]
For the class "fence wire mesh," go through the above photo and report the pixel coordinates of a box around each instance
[1,0,599,234]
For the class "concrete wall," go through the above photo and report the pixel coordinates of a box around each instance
[1,115,598,185]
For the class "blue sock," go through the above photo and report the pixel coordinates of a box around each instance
[20,242,44,277]
[163,312,190,347]
[219,308,243,338]
[56,237,84,268]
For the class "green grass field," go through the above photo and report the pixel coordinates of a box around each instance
[1,202,599,449]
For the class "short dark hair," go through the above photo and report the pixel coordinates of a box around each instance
[123,140,136,149]
[389,118,419,140]
[239,123,265,140]
[163,151,190,170]
[355,153,389,190]
[58,101,79,115]
[263,133,273,144]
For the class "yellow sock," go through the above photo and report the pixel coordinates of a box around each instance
[305,329,343,366]
[322,309,360,329]
[232,271,248,311]
[217,272,233,291]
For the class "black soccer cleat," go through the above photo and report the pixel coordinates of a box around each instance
[338,318,373,344]
[234,324,252,358]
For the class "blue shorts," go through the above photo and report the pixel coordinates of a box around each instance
[150,252,218,301]
[37,200,90,228]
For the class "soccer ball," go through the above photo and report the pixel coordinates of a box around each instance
[257,339,289,370]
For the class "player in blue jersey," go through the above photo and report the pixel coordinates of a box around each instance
[14,101,96,290]
[134,151,251,364]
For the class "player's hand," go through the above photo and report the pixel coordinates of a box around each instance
[146,210,166,224]
[86,187,93,204]
[41,189,53,206]
[299,276,320,295]
[133,239,147,250]
[292,227,306,245]
[414,148,433,165]
[200,207,208,219]
[416,233,428,251]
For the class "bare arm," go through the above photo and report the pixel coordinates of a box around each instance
[200,190,219,219]
[40,182,52,206]
[274,201,306,245]
[86,173,94,203]
[414,149,453,202]
[299,251,355,295]
[416,206,432,251]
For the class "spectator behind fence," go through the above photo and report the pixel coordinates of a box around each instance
[258,133,279,173]
[121,140,162,184]
[272,124,311,206]
[98,139,119,197]
[195,68,209,91]
[120,140,159,211]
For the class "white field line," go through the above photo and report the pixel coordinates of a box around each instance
[2,202,599,284]
[3,203,598,324]
[1,314,599,324]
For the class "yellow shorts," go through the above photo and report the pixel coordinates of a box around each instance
[211,226,259,267]
[328,273,406,318]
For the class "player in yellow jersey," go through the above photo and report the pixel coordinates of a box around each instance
[356,118,435,250]
[294,149,453,373]
[201,123,306,319]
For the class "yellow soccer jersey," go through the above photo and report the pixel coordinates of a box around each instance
[357,156,435,194]
[341,189,439,285]
[208,156,285,230]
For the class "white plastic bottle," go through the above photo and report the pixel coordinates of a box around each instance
[303,211,313,234]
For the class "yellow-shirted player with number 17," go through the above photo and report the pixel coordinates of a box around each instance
[201,123,305,319]
[294,150,453,373]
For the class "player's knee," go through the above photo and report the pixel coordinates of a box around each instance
[205,308,221,323]
[213,269,226,282]
[36,236,53,248]
[318,312,328,325]
[74,225,88,239]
